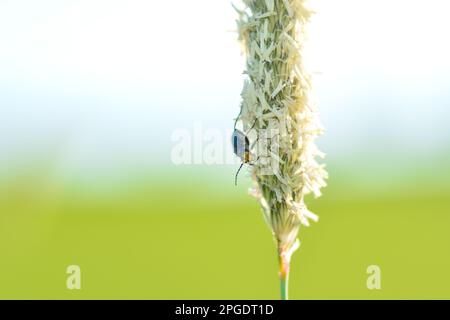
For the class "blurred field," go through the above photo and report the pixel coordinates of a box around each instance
[0,164,450,299]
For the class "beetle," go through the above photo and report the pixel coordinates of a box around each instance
[232,119,257,185]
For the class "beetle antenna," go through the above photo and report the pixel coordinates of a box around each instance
[235,163,244,186]
[234,107,243,129]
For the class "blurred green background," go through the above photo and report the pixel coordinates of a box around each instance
[1,161,450,299]
[1,0,450,299]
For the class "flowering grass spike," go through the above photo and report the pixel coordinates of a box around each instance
[233,0,328,299]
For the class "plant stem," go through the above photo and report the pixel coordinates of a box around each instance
[278,248,290,300]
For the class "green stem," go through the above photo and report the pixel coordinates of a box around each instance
[280,271,289,300]
[278,249,290,300]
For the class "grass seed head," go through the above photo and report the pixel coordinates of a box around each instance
[234,0,328,258]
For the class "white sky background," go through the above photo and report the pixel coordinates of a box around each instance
[0,0,450,177]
